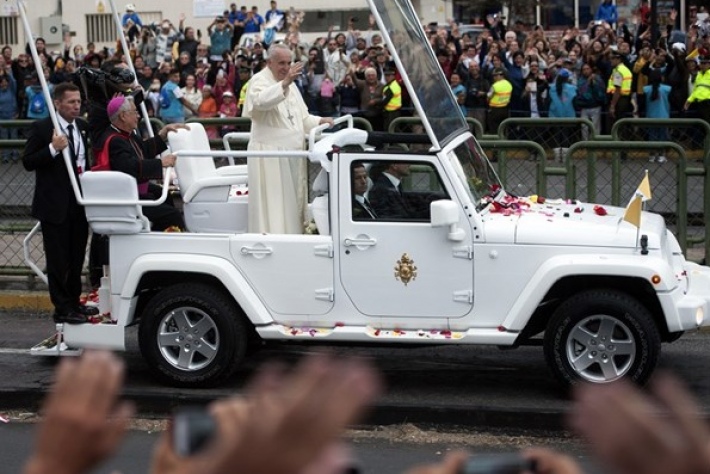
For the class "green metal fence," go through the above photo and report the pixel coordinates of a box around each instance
[390,116,484,138]
[1,116,707,277]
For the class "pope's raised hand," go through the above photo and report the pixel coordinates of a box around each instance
[283,62,303,87]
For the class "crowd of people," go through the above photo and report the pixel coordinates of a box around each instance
[19,349,710,474]
[2,2,710,155]
[4,3,710,473]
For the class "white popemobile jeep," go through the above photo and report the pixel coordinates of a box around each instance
[32,0,710,388]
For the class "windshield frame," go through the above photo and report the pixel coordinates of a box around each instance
[445,134,503,210]
[367,0,470,150]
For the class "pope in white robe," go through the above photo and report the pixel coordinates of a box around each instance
[243,44,333,234]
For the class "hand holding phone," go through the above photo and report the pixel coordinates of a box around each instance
[172,408,216,457]
[459,453,536,474]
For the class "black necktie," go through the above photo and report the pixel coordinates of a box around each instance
[363,198,377,218]
[66,124,76,158]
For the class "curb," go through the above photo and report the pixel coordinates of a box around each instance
[0,387,569,431]
[0,291,52,313]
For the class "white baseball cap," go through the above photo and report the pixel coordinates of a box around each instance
[126,3,136,11]
[672,42,686,52]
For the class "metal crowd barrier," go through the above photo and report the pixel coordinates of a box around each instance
[1,116,708,276]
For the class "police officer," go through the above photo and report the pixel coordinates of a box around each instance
[487,68,512,135]
[381,68,402,132]
[607,50,633,127]
[685,53,710,123]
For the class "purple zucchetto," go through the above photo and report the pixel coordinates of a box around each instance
[107,96,127,118]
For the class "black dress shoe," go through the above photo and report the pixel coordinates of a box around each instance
[53,311,89,324]
[76,305,100,316]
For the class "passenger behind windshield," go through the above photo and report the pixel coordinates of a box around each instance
[368,161,414,219]
[368,160,448,221]
[351,162,377,220]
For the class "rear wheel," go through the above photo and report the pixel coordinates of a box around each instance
[544,289,661,387]
[139,283,248,387]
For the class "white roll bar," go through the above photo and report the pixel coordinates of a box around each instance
[107,0,154,137]
[16,0,170,208]
[307,114,353,151]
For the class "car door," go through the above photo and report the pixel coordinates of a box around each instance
[338,154,474,318]
[231,234,335,319]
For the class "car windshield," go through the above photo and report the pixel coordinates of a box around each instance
[447,135,503,209]
[369,0,468,148]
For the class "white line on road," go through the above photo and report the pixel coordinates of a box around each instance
[0,348,31,355]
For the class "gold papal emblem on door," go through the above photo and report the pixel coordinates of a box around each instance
[394,253,417,286]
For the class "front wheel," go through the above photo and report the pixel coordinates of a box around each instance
[544,289,661,387]
[139,283,248,387]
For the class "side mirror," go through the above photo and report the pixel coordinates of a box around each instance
[430,200,465,241]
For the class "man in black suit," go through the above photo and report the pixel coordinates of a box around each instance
[351,162,377,220]
[368,161,413,219]
[22,82,98,324]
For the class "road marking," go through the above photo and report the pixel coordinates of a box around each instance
[0,348,31,355]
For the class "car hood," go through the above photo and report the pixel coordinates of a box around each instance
[483,198,666,249]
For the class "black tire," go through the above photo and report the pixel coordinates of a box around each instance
[138,282,248,387]
[543,289,661,387]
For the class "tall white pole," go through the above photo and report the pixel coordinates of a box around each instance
[680,0,686,33]
[107,0,154,137]
[16,0,84,203]
[536,3,541,27]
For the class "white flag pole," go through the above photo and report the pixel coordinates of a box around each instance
[107,0,154,137]
[16,0,84,203]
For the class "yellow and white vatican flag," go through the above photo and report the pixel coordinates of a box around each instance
[637,170,652,202]
[623,193,643,228]
[623,170,653,229]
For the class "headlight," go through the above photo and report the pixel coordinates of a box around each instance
[696,307,705,326]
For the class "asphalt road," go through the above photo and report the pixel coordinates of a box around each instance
[0,422,605,474]
[1,423,442,474]
[1,311,710,431]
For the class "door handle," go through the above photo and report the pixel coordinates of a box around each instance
[343,237,377,247]
[240,246,273,256]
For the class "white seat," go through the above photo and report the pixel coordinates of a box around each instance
[308,168,330,235]
[168,122,248,233]
[80,171,150,234]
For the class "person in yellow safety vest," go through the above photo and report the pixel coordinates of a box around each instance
[237,66,251,115]
[381,68,402,132]
[607,50,633,126]
[486,67,512,135]
[684,53,710,124]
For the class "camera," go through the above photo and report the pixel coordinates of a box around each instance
[458,453,537,474]
[172,407,216,457]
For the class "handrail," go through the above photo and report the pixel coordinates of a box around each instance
[22,222,47,285]
[82,169,174,207]
[610,117,710,141]
[222,132,251,165]
[308,114,353,151]
[222,132,251,151]
[172,150,310,159]
[389,117,484,138]
[498,117,598,140]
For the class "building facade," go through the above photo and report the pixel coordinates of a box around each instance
[1,0,456,51]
